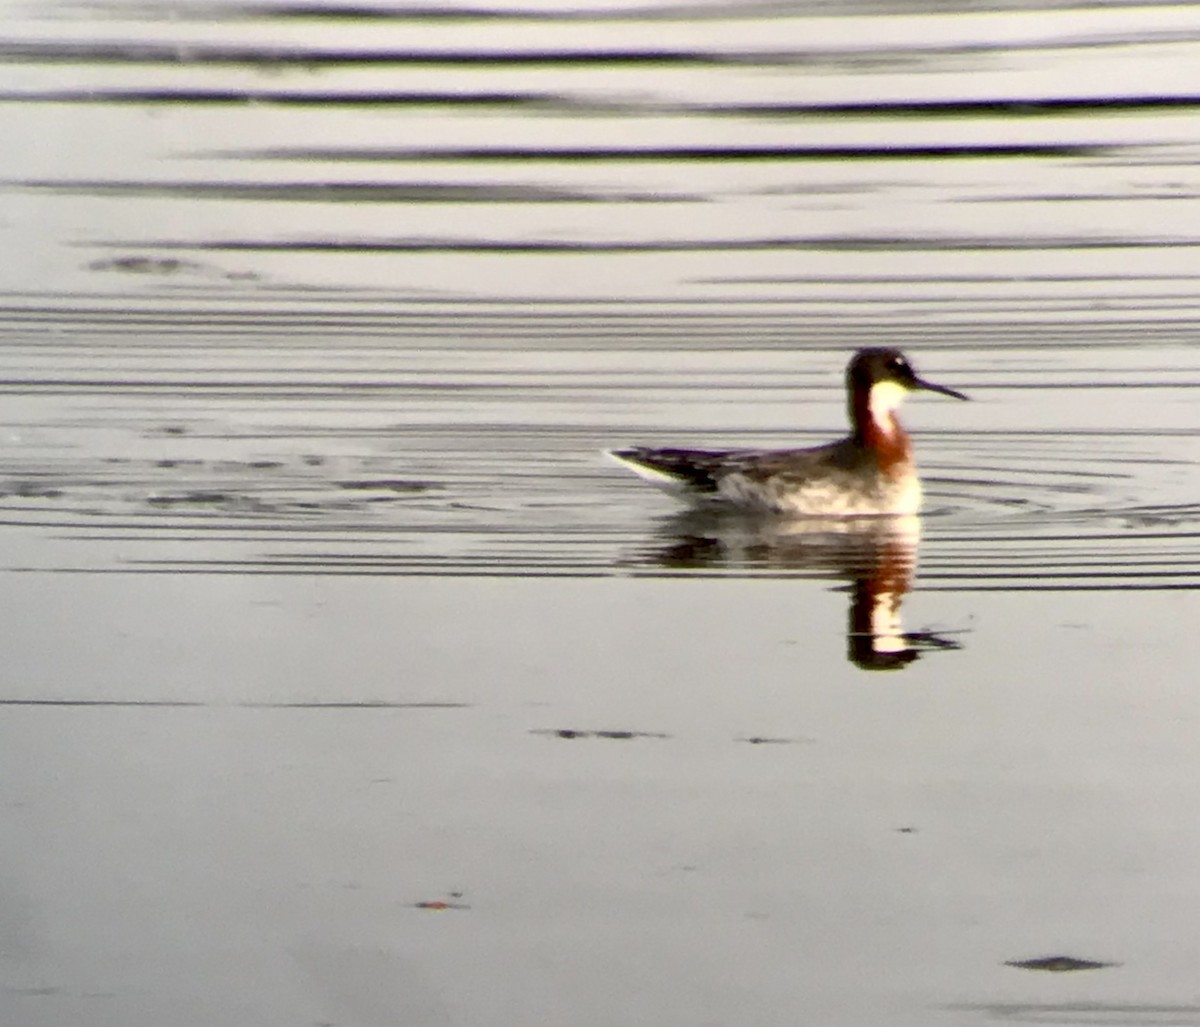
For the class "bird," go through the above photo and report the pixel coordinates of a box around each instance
[606,347,968,516]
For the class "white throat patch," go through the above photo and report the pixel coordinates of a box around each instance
[867,380,910,428]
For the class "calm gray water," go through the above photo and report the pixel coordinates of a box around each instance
[2,2,1199,1026]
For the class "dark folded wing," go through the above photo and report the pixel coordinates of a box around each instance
[607,447,734,492]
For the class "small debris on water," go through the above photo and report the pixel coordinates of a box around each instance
[147,491,231,507]
[3,482,64,499]
[1005,955,1117,972]
[88,256,206,276]
[336,479,435,493]
[532,728,669,741]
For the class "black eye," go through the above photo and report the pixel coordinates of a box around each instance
[888,356,907,371]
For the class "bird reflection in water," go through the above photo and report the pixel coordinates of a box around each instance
[634,512,961,671]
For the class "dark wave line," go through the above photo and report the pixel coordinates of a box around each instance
[128,558,1200,577]
[88,234,1200,254]
[920,582,1200,592]
[239,700,469,708]
[0,697,468,708]
[3,323,1200,347]
[0,42,763,65]
[22,565,621,578]
[49,1,1007,23]
[157,2,645,20]
[4,311,1200,345]
[12,564,1199,589]
[87,0,1200,29]
[11,179,666,203]
[256,553,1200,573]
[0,89,561,106]
[0,40,1026,67]
[714,96,1200,116]
[3,29,1197,66]
[965,192,1200,204]
[0,376,1196,393]
[7,288,1200,317]
[9,272,1200,297]
[7,300,1196,322]
[103,2,674,20]
[0,698,203,706]
[0,377,749,390]
[205,143,1109,161]
[5,89,1198,117]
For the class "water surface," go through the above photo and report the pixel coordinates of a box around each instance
[1,2,1199,1025]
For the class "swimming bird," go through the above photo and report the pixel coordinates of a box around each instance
[606,347,967,516]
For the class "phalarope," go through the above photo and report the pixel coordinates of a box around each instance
[606,348,968,516]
